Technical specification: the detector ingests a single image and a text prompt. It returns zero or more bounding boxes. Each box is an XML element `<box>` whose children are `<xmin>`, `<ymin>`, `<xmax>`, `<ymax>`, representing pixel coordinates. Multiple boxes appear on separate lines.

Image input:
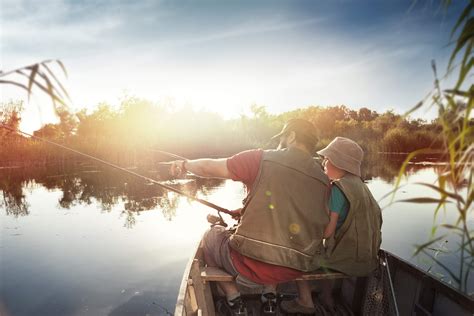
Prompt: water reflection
<box><xmin>0</xmin><ymin>163</ymin><xmax>226</xmax><ymax>228</ymax></box>
<box><xmin>0</xmin><ymin>154</ymin><xmax>441</xmax><ymax>220</ymax></box>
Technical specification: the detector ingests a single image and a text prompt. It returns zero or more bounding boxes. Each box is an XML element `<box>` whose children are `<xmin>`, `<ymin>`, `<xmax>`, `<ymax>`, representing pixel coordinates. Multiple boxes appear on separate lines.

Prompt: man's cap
<box><xmin>271</xmin><ymin>119</ymin><xmax>318</xmax><ymax>146</ymax></box>
<box><xmin>317</xmin><ymin>137</ymin><xmax>363</xmax><ymax>177</ymax></box>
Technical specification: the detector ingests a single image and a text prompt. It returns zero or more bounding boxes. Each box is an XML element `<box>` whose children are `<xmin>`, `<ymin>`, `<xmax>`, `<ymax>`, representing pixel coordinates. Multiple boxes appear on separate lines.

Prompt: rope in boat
<box><xmin>0</xmin><ymin>123</ymin><xmax>233</xmax><ymax>216</ymax></box>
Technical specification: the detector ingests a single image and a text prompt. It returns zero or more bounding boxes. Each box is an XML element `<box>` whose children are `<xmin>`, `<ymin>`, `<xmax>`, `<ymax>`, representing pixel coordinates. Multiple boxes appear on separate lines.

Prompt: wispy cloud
<box><xmin>164</xmin><ymin>17</ymin><xmax>325</xmax><ymax>47</ymax></box>
<box><xmin>1</xmin><ymin>0</ymin><xmax>462</xmax><ymax>132</ymax></box>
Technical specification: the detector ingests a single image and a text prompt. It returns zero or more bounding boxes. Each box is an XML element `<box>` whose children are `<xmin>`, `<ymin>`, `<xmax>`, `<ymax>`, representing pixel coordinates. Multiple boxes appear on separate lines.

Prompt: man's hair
<box><xmin>283</xmin><ymin>119</ymin><xmax>318</xmax><ymax>152</ymax></box>
<box><xmin>294</xmin><ymin>133</ymin><xmax>317</xmax><ymax>152</ymax></box>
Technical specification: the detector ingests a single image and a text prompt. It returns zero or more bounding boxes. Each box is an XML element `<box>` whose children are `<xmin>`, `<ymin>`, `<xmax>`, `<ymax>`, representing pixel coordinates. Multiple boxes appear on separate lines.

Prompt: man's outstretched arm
<box><xmin>171</xmin><ymin>158</ymin><xmax>232</xmax><ymax>179</ymax></box>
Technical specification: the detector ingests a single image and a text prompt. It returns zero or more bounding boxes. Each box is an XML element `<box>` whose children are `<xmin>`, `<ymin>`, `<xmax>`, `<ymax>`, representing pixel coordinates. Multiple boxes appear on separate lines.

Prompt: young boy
<box><xmin>281</xmin><ymin>137</ymin><xmax>382</xmax><ymax>314</ymax></box>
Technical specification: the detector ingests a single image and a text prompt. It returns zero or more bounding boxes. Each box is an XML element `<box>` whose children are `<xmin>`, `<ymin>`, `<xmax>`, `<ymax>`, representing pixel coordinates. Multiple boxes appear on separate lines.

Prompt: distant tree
<box><xmin>33</xmin><ymin>124</ymin><xmax>61</xmax><ymax>139</ymax></box>
<box><xmin>357</xmin><ymin>107</ymin><xmax>378</xmax><ymax>122</ymax></box>
<box><xmin>0</xmin><ymin>100</ymin><xmax>24</xmax><ymax>140</ymax></box>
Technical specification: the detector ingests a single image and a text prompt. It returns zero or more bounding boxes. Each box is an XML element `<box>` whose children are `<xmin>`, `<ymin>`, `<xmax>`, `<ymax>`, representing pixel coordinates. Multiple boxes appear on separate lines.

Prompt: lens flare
<box><xmin>289</xmin><ymin>223</ymin><xmax>300</xmax><ymax>234</ymax></box>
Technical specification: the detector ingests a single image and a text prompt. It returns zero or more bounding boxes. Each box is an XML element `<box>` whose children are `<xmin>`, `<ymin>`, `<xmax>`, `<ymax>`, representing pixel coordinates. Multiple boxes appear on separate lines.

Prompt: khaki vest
<box><xmin>229</xmin><ymin>147</ymin><xmax>330</xmax><ymax>272</ymax></box>
<box><xmin>322</xmin><ymin>174</ymin><xmax>382</xmax><ymax>276</ymax></box>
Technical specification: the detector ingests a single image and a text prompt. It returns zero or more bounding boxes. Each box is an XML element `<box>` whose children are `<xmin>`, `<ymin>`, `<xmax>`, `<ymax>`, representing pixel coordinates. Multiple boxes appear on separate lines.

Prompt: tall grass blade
<box><xmin>0</xmin><ymin>80</ymin><xmax>28</xmax><ymax>91</ymax></box>
<box><xmin>416</xmin><ymin>182</ymin><xmax>465</xmax><ymax>204</ymax></box>
<box><xmin>441</xmin><ymin>224</ymin><xmax>465</xmax><ymax>232</ymax></box>
<box><xmin>14</xmin><ymin>70</ymin><xmax>67</xmax><ymax>108</ymax></box>
<box><xmin>450</xmin><ymin>2</ymin><xmax>473</xmax><ymax>38</ymax></box>
<box><xmin>27</xmin><ymin>65</ymin><xmax>39</xmax><ymax>101</ymax></box>
<box><xmin>391</xmin><ymin>148</ymin><xmax>439</xmax><ymax>203</ymax></box>
<box><xmin>448</xmin><ymin>16</ymin><xmax>474</xmax><ymax>73</ymax></box>
<box><xmin>414</xmin><ymin>235</ymin><xmax>447</xmax><ymax>256</ymax></box>
<box><xmin>396</xmin><ymin>197</ymin><xmax>452</xmax><ymax>204</ymax></box>
<box><xmin>42</xmin><ymin>63</ymin><xmax>70</xmax><ymax>101</ymax></box>
<box><xmin>444</xmin><ymin>89</ymin><xmax>470</xmax><ymax>97</ymax></box>
<box><xmin>422</xmin><ymin>249</ymin><xmax>461</xmax><ymax>285</ymax></box>
<box><xmin>56</xmin><ymin>60</ymin><xmax>68</xmax><ymax>77</ymax></box>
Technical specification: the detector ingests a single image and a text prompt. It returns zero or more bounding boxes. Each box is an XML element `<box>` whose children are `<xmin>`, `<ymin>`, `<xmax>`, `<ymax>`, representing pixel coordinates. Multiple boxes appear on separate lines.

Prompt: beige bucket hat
<box><xmin>317</xmin><ymin>137</ymin><xmax>364</xmax><ymax>177</ymax></box>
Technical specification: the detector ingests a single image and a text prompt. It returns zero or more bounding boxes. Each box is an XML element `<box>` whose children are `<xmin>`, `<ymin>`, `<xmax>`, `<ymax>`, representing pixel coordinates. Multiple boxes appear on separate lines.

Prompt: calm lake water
<box><xmin>1</xmin><ymin>155</ymin><xmax>472</xmax><ymax>315</ymax></box>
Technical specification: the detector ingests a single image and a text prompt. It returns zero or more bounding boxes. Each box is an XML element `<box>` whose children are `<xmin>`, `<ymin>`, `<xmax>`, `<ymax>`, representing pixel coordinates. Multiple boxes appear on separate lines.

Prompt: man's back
<box><xmin>230</xmin><ymin>147</ymin><xmax>330</xmax><ymax>272</ymax></box>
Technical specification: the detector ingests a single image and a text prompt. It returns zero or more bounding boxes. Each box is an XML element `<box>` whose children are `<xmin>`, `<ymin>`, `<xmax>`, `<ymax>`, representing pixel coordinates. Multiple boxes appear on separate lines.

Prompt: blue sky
<box><xmin>0</xmin><ymin>0</ymin><xmax>465</xmax><ymax>131</ymax></box>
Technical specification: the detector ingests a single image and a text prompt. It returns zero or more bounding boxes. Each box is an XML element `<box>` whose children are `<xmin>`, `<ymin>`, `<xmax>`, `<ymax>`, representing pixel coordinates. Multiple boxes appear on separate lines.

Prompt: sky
<box><xmin>0</xmin><ymin>0</ymin><xmax>466</xmax><ymax>132</ymax></box>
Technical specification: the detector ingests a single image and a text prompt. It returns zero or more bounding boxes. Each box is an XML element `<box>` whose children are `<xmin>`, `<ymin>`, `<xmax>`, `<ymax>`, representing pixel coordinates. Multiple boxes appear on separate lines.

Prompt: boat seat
<box><xmin>297</xmin><ymin>270</ymin><xmax>349</xmax><ymax>280</ymax></box>
<box><xmin>201</xmin><ymin>266</ymin><xmax>234</xmax><ymax>282</ymax></box>
<box><xmin>200</xmin><ymin>267</ymin><xmax>348</xmax><ymax>283</ymax></box>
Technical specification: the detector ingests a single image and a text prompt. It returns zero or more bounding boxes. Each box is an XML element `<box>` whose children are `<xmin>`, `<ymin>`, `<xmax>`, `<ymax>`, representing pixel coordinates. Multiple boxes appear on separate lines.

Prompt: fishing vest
<box><xmin>229</xmin><ymin>147</ymin><xmax>330</xmax><ymax>272</ymax></box>
<box><xmin>322</xmin><ymin>174</ymin><xmax>382</xmax><ymax>276</ymax></box>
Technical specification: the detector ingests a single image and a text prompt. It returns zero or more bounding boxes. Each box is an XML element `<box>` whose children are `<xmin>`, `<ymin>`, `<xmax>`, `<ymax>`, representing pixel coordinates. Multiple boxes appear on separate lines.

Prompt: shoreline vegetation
<box><xmin>1</xmin><ymin>98</ymin><xmax>460</xmax><ymax>168</ymax></box>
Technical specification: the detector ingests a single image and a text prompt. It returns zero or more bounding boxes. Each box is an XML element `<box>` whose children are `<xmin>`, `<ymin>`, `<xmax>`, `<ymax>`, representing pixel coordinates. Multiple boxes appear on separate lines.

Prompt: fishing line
<box><xmin>0</xmin><ymin>123</ymin><xmax>233</xmax><ymax>216</ymax></box>
<box><xmin>148</xmin><ymin>149</ymin><xmax>187</xmax><ymax>161</ymax></box>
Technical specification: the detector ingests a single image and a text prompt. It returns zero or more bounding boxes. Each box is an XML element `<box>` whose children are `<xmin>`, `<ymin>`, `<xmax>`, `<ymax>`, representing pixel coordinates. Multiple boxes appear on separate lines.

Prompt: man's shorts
<box><xmin>202</xmin><ymin>225</ymin><xmax>261</xmax><ymax>288</ymax></box>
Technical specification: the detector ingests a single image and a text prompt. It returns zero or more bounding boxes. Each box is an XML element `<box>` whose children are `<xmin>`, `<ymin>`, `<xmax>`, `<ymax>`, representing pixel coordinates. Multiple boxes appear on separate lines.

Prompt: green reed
<box><xmin>392</xmin><ymin>0</ymin><xmax>473</xmax><ymax>293</ymax></box>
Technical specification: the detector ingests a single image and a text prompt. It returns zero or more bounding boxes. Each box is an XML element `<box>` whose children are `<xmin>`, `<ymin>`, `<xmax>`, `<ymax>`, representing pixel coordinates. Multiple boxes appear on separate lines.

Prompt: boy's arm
<box><xmin>324</xmin><ymin>212</ymin><xmax>339</xmax><ymax>238</ymax></box>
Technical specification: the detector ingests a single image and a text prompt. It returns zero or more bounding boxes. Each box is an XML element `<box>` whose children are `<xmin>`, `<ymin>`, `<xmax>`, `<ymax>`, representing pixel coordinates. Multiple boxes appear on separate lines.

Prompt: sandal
<box><xmin>280</xmin><ymin>299</ymin><xmax>316</xmax><ymax>315</ymax></box>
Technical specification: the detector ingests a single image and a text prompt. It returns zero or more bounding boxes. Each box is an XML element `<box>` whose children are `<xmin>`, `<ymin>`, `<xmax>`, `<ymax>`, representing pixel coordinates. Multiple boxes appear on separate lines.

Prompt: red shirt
<box><xmin>226</xmin><ymin>149</ymin><xmax>303</xmax><ymax>284</ymax></box>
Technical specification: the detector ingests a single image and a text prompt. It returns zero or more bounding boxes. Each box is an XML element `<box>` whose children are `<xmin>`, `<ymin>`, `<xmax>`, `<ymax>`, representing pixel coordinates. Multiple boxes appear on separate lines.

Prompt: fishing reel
<box><xmin>207</xmin><ymin>213</ymin><xmax>228</xmax><ymax>227</ymax></box>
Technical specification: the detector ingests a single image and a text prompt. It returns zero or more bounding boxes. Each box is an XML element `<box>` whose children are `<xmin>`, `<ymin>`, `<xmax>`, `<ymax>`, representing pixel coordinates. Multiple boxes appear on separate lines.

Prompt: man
<box><xmin>170</xmin><ymin>119</ymin><xmax>330</xmax><ymax>315</ymax></box>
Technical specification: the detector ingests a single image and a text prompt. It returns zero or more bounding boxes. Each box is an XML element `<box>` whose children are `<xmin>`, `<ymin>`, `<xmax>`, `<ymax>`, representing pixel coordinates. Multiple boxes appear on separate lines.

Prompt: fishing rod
<box><xmin>148</xmin><ymin>149</ymin><xmax>187</xmax><ymax>161</ymax></box>
<box><xmin>0</xmin><ymin>123</ymin><xmax>233</xmax><ymax>216</ymax></box>
<box><xmin>148</xmin><ymin>149</ymin><xmax>233</xmax><ymax>161</ymax></box>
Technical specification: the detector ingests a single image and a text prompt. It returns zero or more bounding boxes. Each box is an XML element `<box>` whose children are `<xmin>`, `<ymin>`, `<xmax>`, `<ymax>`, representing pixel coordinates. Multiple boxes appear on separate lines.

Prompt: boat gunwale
<box><xmin>175</xmin><ymin>239</ymin><xmax>203</xmax><ymax>316</ymax></box>
<box><xmin>384</xmin><ymin>250</ymin><xmax>474</xmax><ymax>312</ymax></box>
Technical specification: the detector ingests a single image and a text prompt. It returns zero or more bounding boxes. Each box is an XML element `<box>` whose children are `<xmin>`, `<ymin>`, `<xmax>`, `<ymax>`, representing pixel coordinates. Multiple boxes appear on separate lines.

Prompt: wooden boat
<box><xmin>175</xmin><ymin>243</ymin><xmax>474</xmax><ymax>316</ymax></box>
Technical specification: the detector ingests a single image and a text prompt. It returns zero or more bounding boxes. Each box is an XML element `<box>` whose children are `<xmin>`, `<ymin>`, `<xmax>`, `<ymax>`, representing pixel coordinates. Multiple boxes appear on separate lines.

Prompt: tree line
<box><xmin>0</xmin><ymin>97</ymin><xmax>469</xmax><ymax>167</ymax></box>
